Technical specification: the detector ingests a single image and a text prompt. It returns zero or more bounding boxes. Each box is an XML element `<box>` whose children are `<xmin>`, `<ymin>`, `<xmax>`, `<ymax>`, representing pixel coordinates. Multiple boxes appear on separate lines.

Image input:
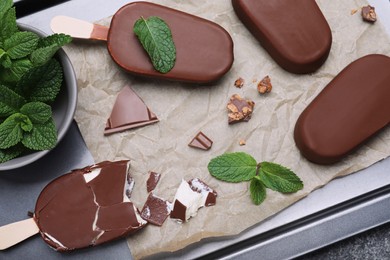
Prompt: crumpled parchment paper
<box><xmin>63</xmin><ymin>0</ymin><xmax>390</xmax><ymax>258</ymax></box>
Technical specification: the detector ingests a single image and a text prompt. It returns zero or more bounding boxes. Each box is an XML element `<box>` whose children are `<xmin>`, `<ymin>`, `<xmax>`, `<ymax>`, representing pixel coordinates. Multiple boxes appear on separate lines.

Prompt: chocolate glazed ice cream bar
<box><xmin>232</xmin><ymin>0</ymin><xmax>332</xmax><ymax>74</ymax></box>
<box><xmin>0</xmin><ymin>161</ymin><xmax>147</xmax><ymax>251</ymax></box>
<box><xmin>294</xmin><ymin>54</ymin><xmax>390</xmax><ymax>164</ymax></box>
<box><xmin>51</xmin><ymin>2</ymin><xmax>234</xmax><ymax>83</ymax></box>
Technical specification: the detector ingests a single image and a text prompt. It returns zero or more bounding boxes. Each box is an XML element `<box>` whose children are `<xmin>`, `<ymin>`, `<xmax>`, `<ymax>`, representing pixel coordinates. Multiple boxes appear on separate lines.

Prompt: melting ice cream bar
<box><xmin>0</xmin><ymin>161</ymin><xmax>147</xmax><ymax>251</ymax></box>
<box><xmin>171</xmin><ymin>179</ymin><xmax>217</xmax><ymax>222</ymax></box>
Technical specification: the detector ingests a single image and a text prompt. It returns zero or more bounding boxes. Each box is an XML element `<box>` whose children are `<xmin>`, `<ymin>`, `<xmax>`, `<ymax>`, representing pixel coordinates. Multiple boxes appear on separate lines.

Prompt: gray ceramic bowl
<box><xmin>0</xmin><ymin>24</ymin><xmax>77</xmax><ymax>171</ymax></box>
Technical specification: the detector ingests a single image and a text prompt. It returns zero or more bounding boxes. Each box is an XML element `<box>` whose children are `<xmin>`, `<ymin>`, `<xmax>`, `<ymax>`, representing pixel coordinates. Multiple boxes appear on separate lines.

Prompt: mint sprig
<box><xmin>208</xmin><ymin>152</ymin><xmax>304</xmax><ymax>205</ymax></box>
<box><xmin>133</xmin><ymin>16</ymin><xmax>176</xmax><ymax>73</ymax></box>
<box><xmin>0</xmin><ymin>0</ymin><xmax>71</xmax><ymax>163</ymax></box>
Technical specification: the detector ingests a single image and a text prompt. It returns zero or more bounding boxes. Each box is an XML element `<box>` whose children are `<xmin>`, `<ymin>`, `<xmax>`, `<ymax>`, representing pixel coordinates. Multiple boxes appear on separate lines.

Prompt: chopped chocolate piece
<box><xmin>104</xmin><ymin>86</ymin><xmax>159</xmax><ymax>135</ymax></box>
<box><xmin>294</xmin><ymin>54</ymin><xmax>390</xmax><ymax>164</ymax></box>
<box><xmin>146</xmin><ymin>171</ymin><xmax>161</xmax><ymax>193</ymax></box>
<box><xmin>232</xmin><ymin>0</ymin><xmax>332</xmax><ymax>74</ymax></box>
<box><xmin>140</xmin><ymin>193</ymin><xmax>171</xmax><ymax>226</ymax></box>
<box><xmin>188</xmin><ymin>178</ymin><xmax>217</xmax><ymax>207</ymax></box>
<box><xmin>239</xmin><ymin>139</ymin><xmax>246</xmax><ymax>146</ymax></box>
<box><xmin>170</xmin><ymin>180</ymin><xmax>203</xmax><ymax>222</ymax></box>
<box><xmin>188</xmin><ymin>131</ymin><xmax>213</xmax><ymax>151</ymax></box>
<box><xmin>227</xmin><ymin>94</ymin><xmax>255</xmax><ymax>124</ymax></box>
<box><xmin>34</xmin><ymin>161</ymin><xmax>147</xmax><ymax>251</ymax></box>
<box><xmin>361</xmin><ymin>5</ymin><xmax>377</xmax><ymax>23</ymax></box>
<box><xmin>257</xmin><ymin>75</ymin><xmax>272</xmax><ymax>94</ymax></box>
<box><xmin>234</xmin><ymin>77</ymin><xmax>245</xmax><ymax>88</ymax></box>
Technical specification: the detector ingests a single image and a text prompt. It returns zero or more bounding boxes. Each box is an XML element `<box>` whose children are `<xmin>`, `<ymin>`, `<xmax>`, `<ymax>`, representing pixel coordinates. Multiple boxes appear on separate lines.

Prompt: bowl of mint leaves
<box><xmin>0</xmin><ymin>0</ymin><xmax>76</xmax><ymax>170</ymax></box>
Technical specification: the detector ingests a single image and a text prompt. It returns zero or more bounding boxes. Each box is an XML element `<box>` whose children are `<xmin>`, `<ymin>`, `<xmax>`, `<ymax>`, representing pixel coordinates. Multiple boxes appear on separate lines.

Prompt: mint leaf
<box><xmin>0</xmin><ymin>145</ymin><xmax>23</xmax><ymax>163</ymax></box>
<box><xmin>208</xmin><ymin>152</ymin><xmax>257</xmax><ymax>182</ymax></box>
<box><xmin>250</xmin><ymin>177</ymin><xmax>267</xmax><ymax>205</ymax></box>
<box><xmin>30</xmin><ymin>45</ymin><xmax>59</xmax><ymax>67</ymax></box>
<box><xmin>20</xmin><ymin>102</ymin><xmax>51</xmax><ymax>124</ymax></box>
<box><xmin>16</xmin><ymin>59</ymin><xmax>62</xmax><ymax>102</ymax></box>
<box><xmin>0</xmin><ymin>113</ymin><xmax>25</xmax><ymax>149</ymax></box>
<box><xmin>258</xmin><ymin>162</ymin><xmax>303</xmax><ymax>193</ymax></box>
<box><xmin>37</xmin><ymin>33</ymin><xmax>72</xmax><ymax>48</ymax></box>
<box><xmin>3</xmin><ymin>31</ymin><xmax>39</xmax><ymax>59</ymax></box>
<box><xmin>0</xmin><ymin>84</ymin><xmax>26</xmax><ymax>117</ymax></box>
<box><xmin>133</xmin><ymin>16</ymin><xmax>176</xmax><ymax>73</ymax></box>
<box><xmin>0</xmin><ymin>0</ymin><xmax>13</xmax><ymax>18</ymax></box>
<box><xmin>1</xmin><ymin>58</ymin><xmax>33</xmax><ymax>83</ymax></box>
<box><xmin>22</xmin><ymin>117</ymin><xmax>57</xmax><ymax>150</ymax></box>
<box><xmin>0</xmin><ymin>7</ymin><xmax>18</xmax><ymax>43</ymax></box>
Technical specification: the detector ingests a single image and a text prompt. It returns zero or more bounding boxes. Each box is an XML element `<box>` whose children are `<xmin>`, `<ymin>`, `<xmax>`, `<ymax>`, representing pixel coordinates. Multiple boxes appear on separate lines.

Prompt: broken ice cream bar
<box><xmin>51</xmin><ymin>2</ymin><xmax>233</xmax><ymax>83</ymax></box>
<box><xmin>188</xmin><ymin>131</ymin><xmax>213</xmax><ymax>151</ymax></box>
<box><xmin>170</xmin><ymin>179</ymin><xmax>217</xmax><ymax>222</ymax></box>
<box><xmin>140</xmin><ymin>193</ymin><xmax>171</xmax><ymax>226</ymax></box>
<box><xmin>0</xmin><ymin>161</ymin><xmax>147</xmax><ymax>251</ymax></box>
<box><xmin>146</xmin><ymin>171</ymin><xmax>161</xmax><ymax>193</ymax></box>
<box><xmin>104</xmin><ymin>85</ymin><xmax>158</xmax><ymax>135</ymax></box>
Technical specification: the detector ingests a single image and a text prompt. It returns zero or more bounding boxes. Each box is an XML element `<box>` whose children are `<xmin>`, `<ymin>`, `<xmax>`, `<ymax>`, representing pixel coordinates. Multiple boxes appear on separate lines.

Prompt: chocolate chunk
<box><xmin>294</xmin><ymin>54</ymin><xmax>390</xmax><ymax>164</ymax></box>
<box><xmin>227</xmin><ymin>94</ymin><xmax>255</xmax><ymax>124</ymax></box>
<box><xmin>140</xmin><ymin>193</ymin><xmax>171</xmax><ymax>226</ymax></box>
<box><xmin>188</xmin><ymin>178</ymin><xmax>217</xmax><ymax>207</ymax></box>
<box><xmin>104</xmin><ymin>85</ymin><xmax>158</xmax><ymax>135</ymax></box>
<box><xmin>188</xmin><ymin>131</ymin><xmax>213</xmax><ymax>151</ymax></box>
<box><xmin>257</xmin><ymin>75</ymin><xmax>272</xmax><ymax>94</ymax></box>
<box><xmin>234</xmin><ymin>77</ymin><xmax>245</xmax><ymax>88</ymax></box>
<box><xmin>146</xmin><ymin>171</ymin><xmax>161</xmax><ymax>193</ymax></box>
<box><xmin>34</xmin><ymin>161</ymin><xmax>147</xmax><ymax>251</ymax></box>
<box><xmin>108</xmin><ymin>2</ymin><xmax>233</xmax><ymax>83</ymax></box>
<box><xmin>361</xmin><ymin>5</ymin><xmax>377</xmax><ymax>23</ymax></box>
<box><xmin>232</xmin><ymin>0</ymin><xmax>332</xmax><ymax>74</ymax></box>
<box><xmin>170</xmin><ymin>200</ymin><xmax>187</xmax><ymax>223</ymax></box>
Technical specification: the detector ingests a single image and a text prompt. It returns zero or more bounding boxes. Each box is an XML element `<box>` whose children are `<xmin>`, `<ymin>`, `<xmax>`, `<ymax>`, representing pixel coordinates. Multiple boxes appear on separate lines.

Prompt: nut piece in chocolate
<box><xmin>227</xmin><ymin>94</ymin><xmax>255</xmax><ymax>124</ymax></box>
<box><xmin>257</xmin><ymin>75</ymin><xmax>272</xmax><ymax>94</ymax></box>
<box><xmin>361</xmin><ymin>5</ymin><xmax>377</xmax><ymax>23</ymax></box>
<box><xmin>188</xmin><ymin>131</ymin><xmax>213</xmax><ymax>151</ymax></box>
<box><xmin>234</xmin><ymin>77</ymin><xmax>245</xmax><ymax>88</ymax></box>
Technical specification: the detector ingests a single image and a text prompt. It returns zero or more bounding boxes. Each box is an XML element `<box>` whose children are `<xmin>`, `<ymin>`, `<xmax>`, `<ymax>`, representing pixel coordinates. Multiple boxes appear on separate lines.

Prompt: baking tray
<box><xmin>1</xmin><ymin>0</ymin><xmax>389</xmax><ymax>259</ymax></box>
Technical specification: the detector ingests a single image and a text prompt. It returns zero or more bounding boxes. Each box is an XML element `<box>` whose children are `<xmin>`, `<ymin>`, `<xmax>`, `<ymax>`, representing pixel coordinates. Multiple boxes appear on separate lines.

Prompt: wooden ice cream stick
<box><xmin>50</xmin><ymin>15</ymin><xmax>109</xmax><ymax>41</ymax></box>
<box><xmin>0</xmin><ymin>218</ymin><xmax>39</xmax><ymax>250</ymax></box>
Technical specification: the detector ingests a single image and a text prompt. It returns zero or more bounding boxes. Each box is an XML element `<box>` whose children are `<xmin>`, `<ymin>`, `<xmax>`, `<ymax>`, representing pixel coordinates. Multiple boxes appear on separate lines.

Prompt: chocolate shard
<box><xmin>227</xmin><ymin>94</ymin><xmax>255</xmax><ymax>124</ymax></box>
<box><xmin>170</xmin><ymin>179</ymin><xmax>217</xmax><ymax>222</ymax></box>
<box><xmin>188</xmin><ymin>131</ymin><xmax>213</xmax><ymax>151</ymax></box>
<box><xmin>188</xmin><ymin>178</ymin><xmax>217</xmax><ymax>207</ymax></box>
<box><xmin>34</xmin><ymin>160</ymin><xmax>147</xmax><ymax>251</ymax></box>
<box><xmin>140</xmin><ymin>193</ymin><xmax>171</xmax><ymax>226</ymax></box>
<box><xmin>146</xmin><ymin>171</ymin><xmax>161</xmax><ymax>193</ymax></box>
<box><xmin>104</xmin><ymin>85</ymin><xmax>159</xmax><ymax>135</ymax></box>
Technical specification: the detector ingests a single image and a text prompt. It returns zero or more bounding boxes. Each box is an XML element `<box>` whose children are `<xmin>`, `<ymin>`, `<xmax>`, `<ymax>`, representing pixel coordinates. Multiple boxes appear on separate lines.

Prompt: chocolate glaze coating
<box><xmin>108</xmin><ymin>2</ymin><xmax>234</xmax><ymax>83</ymax></box>
<box><xmin>232</xmin><ymin>0</ymin><xmax>332</xmax><ymax>74</ymax></box>
<box><xmin>294</xmin><ymin>54</ymin><xmax>390</xmax><ymax>164</ymax></box>
<box><xmin>34</xmin><ymin>161</ymin><xmax>146</xmax><ymax>251</ymax></box>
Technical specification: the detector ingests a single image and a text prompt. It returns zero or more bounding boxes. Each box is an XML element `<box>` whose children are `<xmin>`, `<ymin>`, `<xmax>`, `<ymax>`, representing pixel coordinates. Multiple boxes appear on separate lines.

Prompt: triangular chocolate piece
<box><xmin>104</xmin><ymin>86</ymin><xmax>159</xmax><ymax>135</ymax></box>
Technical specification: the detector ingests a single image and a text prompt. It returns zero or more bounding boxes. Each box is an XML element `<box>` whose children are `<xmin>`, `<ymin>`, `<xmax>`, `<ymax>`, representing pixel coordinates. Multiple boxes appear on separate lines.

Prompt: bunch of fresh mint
<box><xmin>0</xmin><ymin>0</ymin><xmax>72</xmax><ymax>163</ymax></box>
<box><xmin>208</xmin><ymin>152</ymin><xmax>303</xmax><ymax>205</ymax></box>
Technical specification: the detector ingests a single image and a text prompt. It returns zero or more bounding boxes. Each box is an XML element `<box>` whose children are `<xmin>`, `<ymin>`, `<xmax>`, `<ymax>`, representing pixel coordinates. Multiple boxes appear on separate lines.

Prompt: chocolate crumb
<box><xmin>361</xmin><ymin>5</ymin><xmax>377</xmax><ymax>23</ymax></box>
<box><xmin>234</xmin><ymin>77</ymin><xmax>245</xmax><ymax>88</ymax></box>
<box><xmin>239</xmin><ymin>139</ymin><xmax>246</xmax><ymax>146</ymax></box>
<box><xmin>227</xmin><ymin>94</ymin><xmax>255</xmax><ymax>124</ymax></box>
<box><xmin>146</xmin><ymin>172</ymin><xmax>161</xmax><ymax>193</ymax></box>
<box><xmin>351</xmin><ymin>9</ymin><xmax>358</xmax><ymax>15</ymax></box>
<box><xmin>257</xmin><ymin>75</ymin><xmax>272</xmax><ymax>94</ymax></box>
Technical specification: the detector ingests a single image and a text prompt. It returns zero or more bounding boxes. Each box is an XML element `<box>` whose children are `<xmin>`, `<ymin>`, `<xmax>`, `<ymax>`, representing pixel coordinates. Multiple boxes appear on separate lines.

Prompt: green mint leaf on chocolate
<box><xmin>208</xmin><ymin>152</ymin><xmax>303</xmax><ymax>206</ymax></box>
<box><xmin>133</xmin><ymin>16</ymin><xmax>176</xmax><ymax>73</ymax></box>
<box><xmin>258</xmin><ymin>162</ymin><xmax>304</xmax><ymax>193</ymax></box>
<box><xmin>22</xmin><ymin>117</ymin><xmax>57</xmax><ymax>150</ymax></box>
<box><xmin>3</xmin><ymin>31</ymin><xmax>39</xmax><ymax>59</ymax></box>
<box><xmin>207</xmin><ymin>152</ymin><xmax>257</xmax><ymax>182</ymax></box>
<box><xmin>250</xmin><ymin>177</ymin><xmax>266</xmax><ymax>205</ymax></box>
